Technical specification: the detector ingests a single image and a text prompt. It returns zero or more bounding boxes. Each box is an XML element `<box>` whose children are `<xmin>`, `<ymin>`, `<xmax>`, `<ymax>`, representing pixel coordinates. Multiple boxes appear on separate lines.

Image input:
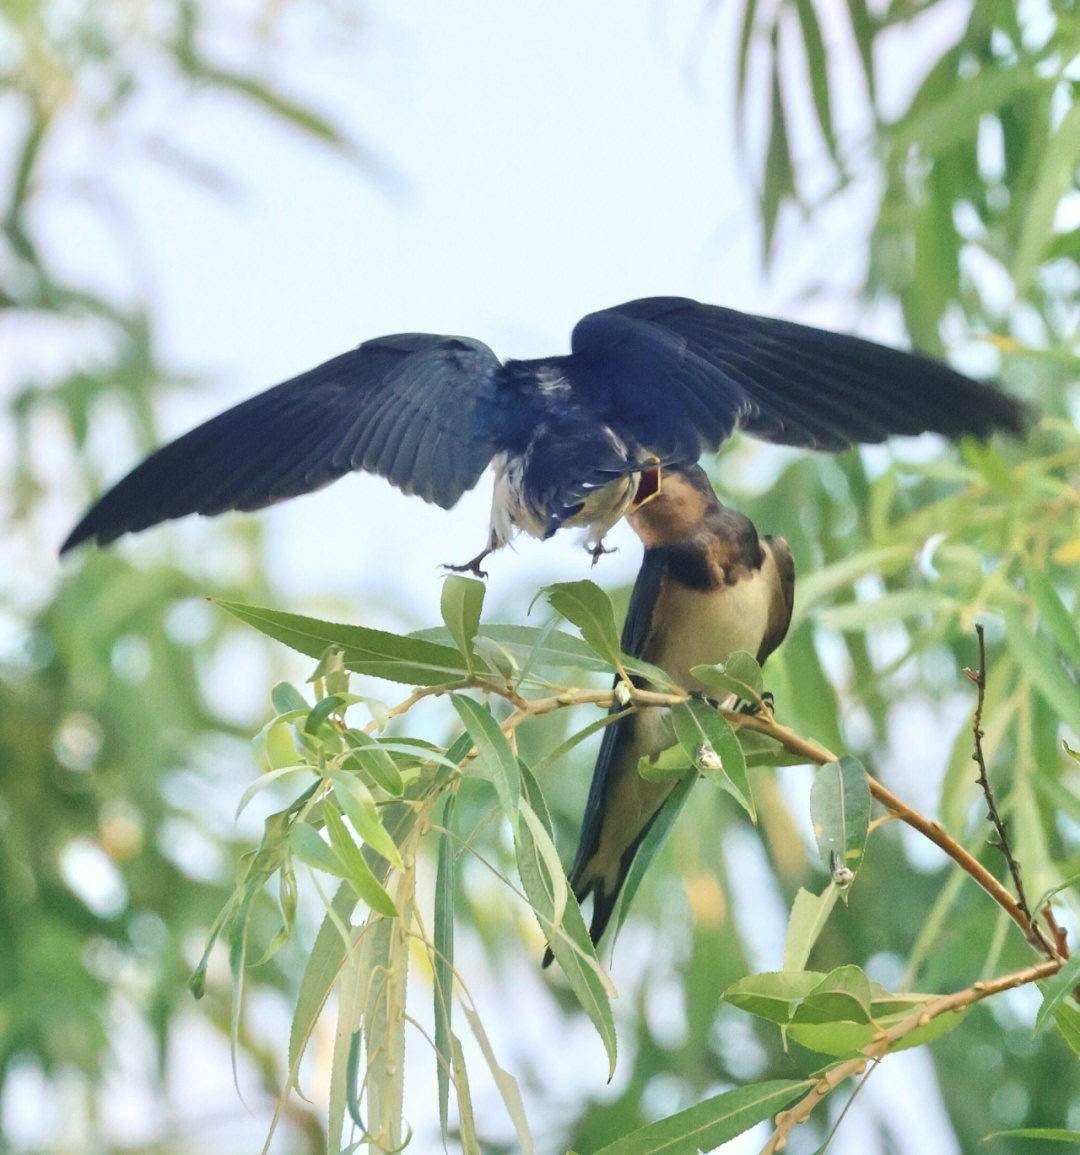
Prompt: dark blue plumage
<box><xmin>60</xmin><ymin>297</ymin><xmax>1028</xmax><ymax>559</ymax></box>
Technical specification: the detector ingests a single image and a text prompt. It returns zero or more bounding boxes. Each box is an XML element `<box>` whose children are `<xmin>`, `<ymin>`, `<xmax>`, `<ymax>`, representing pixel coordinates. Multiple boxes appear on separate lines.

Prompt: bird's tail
<box><xmin>542</xmin><ymin>717</ymin><xmax>673</xmax><ymax>967</ymax></box>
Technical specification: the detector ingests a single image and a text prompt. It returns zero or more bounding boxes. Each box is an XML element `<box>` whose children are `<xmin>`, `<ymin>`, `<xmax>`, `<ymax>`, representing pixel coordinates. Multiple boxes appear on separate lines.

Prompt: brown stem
<box><xmin>732</xmin><ymin>710</ymin><xmax>1061</xmax><ymax>959</ymax></box>
<box><xmin>965</xmin><ymin>625</ymin><xmax>1054</xmax><ymax>955</ymax></box>
<box><xmin>375</xmin><ymin>672</ymin><xmax>1062</xmax><ymax>959</ymax></box>
<box><xmin>760</xmin><ymin>958</ymin><xmax>1062</xmax><ymax>1154</ymax></box>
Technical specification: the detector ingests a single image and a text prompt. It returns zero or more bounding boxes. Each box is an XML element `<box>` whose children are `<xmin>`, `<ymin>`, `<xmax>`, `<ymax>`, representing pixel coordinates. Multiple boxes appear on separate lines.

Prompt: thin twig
<box><xmin>371</xmin><ymin>673</ymin><xmax>1061</xmax><ymax>957</ymax></box>
<box><xmin>731</xmin><ymin>711</ymin><xmax>1059</xmax><ymax>957</ymax></box>
<box><xmin>965</xmin><ymin>624</ymin><xmax>1055</xmax><ymax>955</ymax></box>
<box><xmin>760</xmin><ymin>957</ymin><xmax>1062</xmax><ymax>1154</ymax></box>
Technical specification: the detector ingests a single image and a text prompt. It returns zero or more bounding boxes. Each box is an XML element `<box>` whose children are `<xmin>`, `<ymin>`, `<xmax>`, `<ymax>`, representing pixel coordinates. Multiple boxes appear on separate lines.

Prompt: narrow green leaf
<box><xmin>1052</xmin><ymin>1002</ymin><xmax>1080</xmax><ymax>1059</ymax></box>
<box><xmin>304</xmin><ymin>693</ymin><xmax>344</xmax><ymax>735</ymax></box>
<box><xmin>589</xmin><ymin>1079</ymin><xmax>813</xmax><ymax>1155</ymax></box>
<box><xmin>511</xmin><ymin>615</ymin><xmax>560</xmax><ymax>690</ymax></box>
<box><xmin>810</xmin><ymin>757</ymin><xmax>871</xmax><ymax>885</ymax></box>
<box><xmin>1036</xmin><ymin>955</ymin><xmax>1080</xmax><ymax>1032</ymax></box>
<box><xmin>1003</xmin><ymin>606</ymin><xmax>1080</xmax><ymax>738</ymax></box>
<box><xmin>285</xmin><ymin>803</ymin><xmax>415</xmax><ymax>1084</ymax></box>
<box><xmin>519</xmin><ymin>761</ymin><xmax>555</xmax><ymax>831</ymax></box>
<box><xmin>890</xmin><ymin>66</ymin><xmax>1036</xmax><ymax>155</ymax></box>
<box><xmin>343</xmin><ymin>729</ymin><xmax>405</xmax><ymax>796</ymax></box>
<box><xmin>235</xmin><ymin>764</ymin><xmax>310</xmax><ymax>821</ymax></box>
<box><xmin>451</xmin><ymin>694</ymin><xmax>521</xmax><ymax>816</ymax></box>
<box><xmin>783</xmin><ymin>884</ymin><xmax>839</xmax><ymax>973</ymax></box>
<box><xmin>434</xmin><ymin>794</ymin><xmax>457</xmax><ymax>1143</ymax></box>
<box><xmin>441</xmin><ymin>575</ymin><xmax>485</xmax><ymax>670</ymax></box>
<box><xmin>329</xmin><ymin>775</ymin><xmax>403</xmax><ymax>869</ymax></box>
<box><xmin>290</xmin><ymin>822</ymin><xmax>350</xmax><ymax>879</ymax></box>
<box><xmin>460</xmin><ymin>1001</ymin><xmax>536</xmax><ymax>1155</ymax></box>
<box><xmin>327</xmin><ymin>951</ymin><xmax>365</xmax><ymax>1155</ymax></box>
<box><xmin>1013</xmin><ymin>103</ymin><xmax>1080</xmax><ymax>296</ymax></box>
<box><xmin>518</xmin><ymin>799</ymin><xmax>568</xmax><ymax>929</ymax></box>
<box><xmin>615</xmin><ymin>773</ymin><xmax>696</xmax><ymax>938</ymax></box>
<box><xmin>289</xmin><ymin>883</ymin><xmax>358</xmax><ymax>1075</ymax></box>
<box><xmin>514</xmin><ymin>773</ymin><xmax>618</xmax><ymax>1076</ymax></box>
<box><xmin>670</xmin><ymin>699</ymin><xmax>754</xmax><ymax>818</ymax></box>
<box><xmin>794</xmin><ymin>0</ymin><xmax>839</xmax><ymax>164</ymax></box>
<box><xmin>538</xmin><ymin>581</ymin><xmax>625</xmax><ymax>672</ymax></box>
<box><xmin>323</xmin><ymin>804</ymin><xmax>399</xmax><ymax>917</ymax></box>
<box><xmin>363</xmin><ymin>914</ymin><xmax>408</xmax><ymax>1152</ymax></box>
<box><xmin>415</xmin><ymin>623</ymin><xmax>678</xmax><ymax>688</ymax></box>
<box><xmin>535</xmin><ymin>708</ymin><xmax>633</xmax><ymax>770</ymax></box>
<box><xmin>690</xmin><ymin>650</ymin><xmax>764</xmax><ymax>708</ymax></box>
<box><xmin>761</xmin><ymin>49</ymin><xmax>795</xmax><ymax>261</ymax></box>
<box><xmin>272</xmin><ymin>682</ymin><xmax>309</xmax><ymax>714</ymax></box>
<box><xmin>450</xmin><ymin>1033</ymin><xmax>482</xmax><ymax>1155</ymax></box>
<box><xmin>214</xmin><ymin>600</ymin><xmax>470</xmax><ymax>685</ymax></box>
<box><xmin>1022</xmin><ymin>561</ymin><xmax>1080</xmax><ymax>674</ymax></box>
<box><xmin>982</xmin><ymin>1130</ymin><xmax>1080</xmax><ymax>1143</ymax></box>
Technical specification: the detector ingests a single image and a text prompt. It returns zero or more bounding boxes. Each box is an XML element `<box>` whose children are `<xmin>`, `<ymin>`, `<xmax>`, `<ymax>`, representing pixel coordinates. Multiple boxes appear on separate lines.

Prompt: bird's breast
<box><xmin>646</xmin><ymin>563</ymin><xmax>776</xmax><ymax>688</ymax></box>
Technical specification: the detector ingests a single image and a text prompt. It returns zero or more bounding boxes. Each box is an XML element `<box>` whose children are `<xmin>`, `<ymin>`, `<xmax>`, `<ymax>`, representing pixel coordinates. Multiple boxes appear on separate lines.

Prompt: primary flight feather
<box><xmin>61</xmin><ymin>297</ymin><xmax>1027</xmax><ymax>569</ymax></box>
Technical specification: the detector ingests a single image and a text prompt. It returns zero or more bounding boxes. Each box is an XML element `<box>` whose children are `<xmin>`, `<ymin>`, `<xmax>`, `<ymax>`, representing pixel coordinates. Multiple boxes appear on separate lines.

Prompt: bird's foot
<box><xmin>738</xmin><ymin>691</ymin><xmax>775</xmax><ymax>718</ymax></box>
<box><xmin>588</xmin><ymin>539</ymin><xmax>617</xmax><ymax>566</ymax></box>
<box><xmin>442</xmin><ymin>550</ymin><xmax>492</xmax><ymax>580</ymax></box>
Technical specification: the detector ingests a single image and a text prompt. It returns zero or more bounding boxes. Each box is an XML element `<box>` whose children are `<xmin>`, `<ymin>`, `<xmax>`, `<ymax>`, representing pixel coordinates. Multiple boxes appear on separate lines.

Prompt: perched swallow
<box><xmin>544</xmin><ymin>464</ymin><xmax>794</xmax><ymax>963</ymax></box>
<box><xmin>60</xmin><ymin>297</ymin><xmax>1025</xmax><ymax>570</ymax></box>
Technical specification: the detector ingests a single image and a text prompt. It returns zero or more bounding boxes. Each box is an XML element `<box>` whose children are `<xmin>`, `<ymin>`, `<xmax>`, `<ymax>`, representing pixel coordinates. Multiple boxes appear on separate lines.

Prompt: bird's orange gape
<box><xmin>629</xmin><ymin>464</ymin><xmax>662</xmax><ymax>510</ymax></box>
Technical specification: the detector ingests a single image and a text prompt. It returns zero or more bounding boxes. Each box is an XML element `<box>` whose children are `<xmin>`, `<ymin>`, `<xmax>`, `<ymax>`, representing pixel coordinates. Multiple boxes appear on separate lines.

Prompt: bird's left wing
<box><xmin>568</xmin><ymin>297</ymin><xmax>1028</xmax><ymax>460</ymax></box>
<box><xmin>61</xmin><ymin>334</ymin><xmax>503</xmax><ymax>552</ymax></box>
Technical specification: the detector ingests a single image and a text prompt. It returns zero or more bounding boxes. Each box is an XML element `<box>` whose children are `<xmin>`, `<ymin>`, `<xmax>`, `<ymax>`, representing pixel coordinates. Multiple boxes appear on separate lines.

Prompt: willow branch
<box><xmin>965</xmin><ymin>625</ymin><xmax>1054</xmax><ymax>955</ymax></box>
<box><xmin>371</xmin><ymin>671</ymin><xmax>1061</xmax><ymax>959</ymax></box>
<box><xmin>760</xmin><ymin>957</ymin><xmax>1062</xmax><ymax>1154</ymax></box>
<box><xmin>730</xmin><ymin>709</ymin><xmax>1062</xmax><ymax>958</ymax></box>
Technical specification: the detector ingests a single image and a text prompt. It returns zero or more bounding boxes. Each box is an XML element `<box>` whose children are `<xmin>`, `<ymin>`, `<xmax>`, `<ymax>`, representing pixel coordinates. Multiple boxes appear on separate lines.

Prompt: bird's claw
<box><xmin>442</xmin><ymin>554</ymin><xmax>490</xmax><ymax>580</ymax></box>
<box><xmin>738</xmin><ymin>691</ymin><xmax>775</xmax><ymax>717</ymax></box>
<box><xmin>588</xmin><ymin>540</ymin><xmax>617</xmax><ymax>566</ymax></box>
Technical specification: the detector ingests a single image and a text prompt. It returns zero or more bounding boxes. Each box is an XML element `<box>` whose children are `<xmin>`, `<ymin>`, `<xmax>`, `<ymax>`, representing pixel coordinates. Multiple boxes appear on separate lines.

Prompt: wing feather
<box><xmin>61</xmin><ymin>335</ymin><xmax>503</xmax><ymax>551</ymax></box>
<box><xmin>567</xmin><ymin>298</ymin><xmax>1027</xmax><ymax>460</ymax></box>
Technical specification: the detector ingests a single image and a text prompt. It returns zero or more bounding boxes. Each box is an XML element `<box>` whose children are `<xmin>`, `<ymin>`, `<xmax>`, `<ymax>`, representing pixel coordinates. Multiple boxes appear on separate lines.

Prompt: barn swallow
<box><xmin>543</xmin><ymin>463</ymin><xmax>794</xmax><ymax>963</ymax></box>
<box><xmin>59</xmin><ymin>297</ymin><xmax>1026</xmax><ymax>570</ymax></box>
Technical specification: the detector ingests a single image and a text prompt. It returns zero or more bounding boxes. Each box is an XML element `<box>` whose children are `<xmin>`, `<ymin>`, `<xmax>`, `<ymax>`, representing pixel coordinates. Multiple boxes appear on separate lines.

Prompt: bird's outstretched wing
<box><xmin>60</xmin><ymin>335</ymin><xmax>503</xmax><ymax>552</ymax></box>
<box><xmin>569</xmin><ymin>297</ymin><xmax>1028</xmax><ymax>459</ymax></box>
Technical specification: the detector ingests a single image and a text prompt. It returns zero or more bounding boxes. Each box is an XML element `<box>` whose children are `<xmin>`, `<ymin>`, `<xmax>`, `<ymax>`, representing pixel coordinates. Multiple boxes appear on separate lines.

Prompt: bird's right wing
<box><xmin>61</xmin><ymin>335</ymin><xmax>503</xmax><ymax>552</ymax></box>
<box><xmin>569</xmin><ymin>298</ymin><xmax>1029</xmax><ymax>460</ymax></box>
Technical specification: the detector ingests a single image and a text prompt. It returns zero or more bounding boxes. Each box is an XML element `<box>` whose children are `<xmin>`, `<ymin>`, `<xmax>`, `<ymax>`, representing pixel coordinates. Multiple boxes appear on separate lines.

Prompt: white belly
<box><xmin>488</xmin><ymin>452</ymin><xmax>638</xmax><ymax>547</ymax></box>
<box><xmin>648</xmin><ymin>565</ymin><xmax>774</xmax><ymax>691</ymax></box>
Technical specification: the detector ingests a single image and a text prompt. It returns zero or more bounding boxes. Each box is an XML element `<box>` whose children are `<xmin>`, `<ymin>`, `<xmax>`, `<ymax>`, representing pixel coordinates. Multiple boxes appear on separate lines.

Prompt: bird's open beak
<box><xmin>629</xmin><ymin>465</ymin><xmax>662</xmax><ymax>511</ymax></box>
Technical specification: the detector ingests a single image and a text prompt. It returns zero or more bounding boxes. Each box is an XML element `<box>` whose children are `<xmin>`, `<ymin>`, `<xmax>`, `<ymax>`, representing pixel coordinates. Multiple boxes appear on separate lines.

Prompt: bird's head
<box><xmin>627</xmin><ymin>463</ymin><xmax>717</xmax><ymax>548</ymax></box>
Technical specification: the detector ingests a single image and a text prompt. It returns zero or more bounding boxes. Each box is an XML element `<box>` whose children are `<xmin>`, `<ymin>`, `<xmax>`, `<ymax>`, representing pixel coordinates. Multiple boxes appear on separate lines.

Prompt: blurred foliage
<box><xmin>1</xmin><ymin>0</ymin><xmax>373</xmax><ymax>1150</ymax></box>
